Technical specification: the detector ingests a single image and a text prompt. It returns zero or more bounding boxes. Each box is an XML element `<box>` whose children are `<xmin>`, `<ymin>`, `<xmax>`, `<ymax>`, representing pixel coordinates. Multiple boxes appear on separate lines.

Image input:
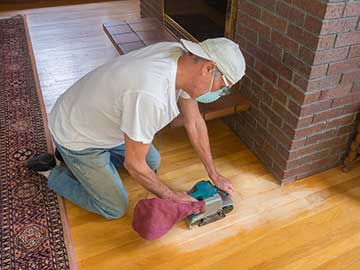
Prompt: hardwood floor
<box><xmin>1</xmin><ymin>1</ymin><xmax>360</xmax><ymax>269</ymax></box>
<box><xmin>67</xmin><ymin>121</ymin><xmax>360</xmax><ymax>270</ymax></box>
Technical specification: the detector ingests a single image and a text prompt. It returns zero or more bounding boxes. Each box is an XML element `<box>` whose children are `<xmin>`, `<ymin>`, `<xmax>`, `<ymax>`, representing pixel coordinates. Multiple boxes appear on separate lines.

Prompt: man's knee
<box><xmin>99</xmin><ymin>192</ymin><xmax>129</xmax><ymax>220</ymax></box>
<box><xmin>146</xmin><ymin>145</ymin><xmax>161</xmax><ymax>171</ymax></box>
<box><xmin>104</xmin><ymin>204</ymin><xmax>128</xmax><ymax>219</ymax></box>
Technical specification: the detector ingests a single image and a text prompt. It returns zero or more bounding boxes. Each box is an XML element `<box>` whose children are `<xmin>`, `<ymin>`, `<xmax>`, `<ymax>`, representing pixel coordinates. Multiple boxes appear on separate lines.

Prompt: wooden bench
<box><xmin>103</xmin><ymin>18</ymin><xmax>250</xmax><ymax>128</ymax></box>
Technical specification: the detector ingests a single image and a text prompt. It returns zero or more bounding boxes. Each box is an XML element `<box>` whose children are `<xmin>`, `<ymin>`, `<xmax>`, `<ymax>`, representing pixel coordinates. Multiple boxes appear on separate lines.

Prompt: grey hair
<box><xmin>189</xmin><ymin>52</ymin><xmax>206</xmax><ymax>63</ymax></box>
<box><xmin>189</xmin><ymin>52</ymin><xmax>221</xmax><ymax>78</ymax></box>
<box><xmin>214</xmin><ymin>68</ymin><xmax>222</xmax><ymax>78</ymax></box>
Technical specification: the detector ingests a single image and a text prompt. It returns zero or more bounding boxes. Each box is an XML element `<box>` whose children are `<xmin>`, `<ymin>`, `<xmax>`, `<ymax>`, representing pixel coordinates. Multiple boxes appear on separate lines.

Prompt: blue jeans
<box><xmin>48</xmin><ymin>141</ymin><xmax>160</xmax><ymax>219</ymax></box>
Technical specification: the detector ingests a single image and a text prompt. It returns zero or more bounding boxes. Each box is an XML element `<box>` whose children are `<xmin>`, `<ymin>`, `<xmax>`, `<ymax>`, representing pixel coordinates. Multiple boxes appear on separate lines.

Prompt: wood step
<box><xmin>170</xmin><ymin>93</ymin><xmax>250</xmax><ymax>128</ymax></box>
<box><xmin>103</xmin><ymin>18</ymin><xmax>251</xmax><ymax>128</ymax></box>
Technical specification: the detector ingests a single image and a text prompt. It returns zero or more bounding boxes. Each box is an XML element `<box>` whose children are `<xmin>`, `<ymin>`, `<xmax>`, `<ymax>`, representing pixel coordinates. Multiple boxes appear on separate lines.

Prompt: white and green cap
<box><xmin>180</xmin><ymin>37</ymin><xmax>246</xmax><ymax>85</ymax></box>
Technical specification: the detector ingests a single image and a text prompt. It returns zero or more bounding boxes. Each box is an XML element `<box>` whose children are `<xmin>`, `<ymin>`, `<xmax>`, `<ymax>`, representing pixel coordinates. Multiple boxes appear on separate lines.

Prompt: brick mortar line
<box><xmin>236</xmin><ymin>123</ymin><xmax>346</xmax><ymax>171</ymax></box>
<box><xmin>325</xmin><ymin>61</ymin><xmax>331</xmax><ymax>74</ymax></box>
<box><xmin>244</xmin><ymin>68</ymin><xmax>301</xmax><ymax>120</ymax></box>
<box><xmin>281</xmin><ymin>0</ymin><xmax>343</xmax><ymax>21</ymax></box>
<box><xmin>341</xmin><ymin>1</ymin><xmax>350</xmax><ymax>18</ymax></box>
<box><xmin>291</xmin><ymin>72</ymin><xmax>332</xmax><ymax>92</ymax></box>
<box><xmin>240</xmin><ymin>40</ymin><xmax>300</xmax><ymax>86</ymax></box>
<box><xmin>236</xmin><ymin>5</ymin><xmax>359</xmax><ymax>146</ymax></box>
<box><xmin>297</xmin><ymin>108</ymin><xmax>359</xmax><ymax>127</ymax></box>
<box><xmin>239</xmin><ymin>75</ymin><xmax>354</xmax><ymax>145</ymax></box>
<box><xmin>301</xmin><ymin>126</ymin><xmax>339</xmax><ymax>138</ymax></box>
<box><xmin>242</xmin><ymin>58</ymin><xmax>315</xmax><ymax>128</ymax></box>
<box><xmin>285</xmin><ymin>157</ymin><xmax>343</xmax><ymax>175</ymax></box>
<box><xmin>237</xmin><ymin>21</ymin><xmax>259</xmax><ymax>45</ymax></box>
<box><xmin>287</xmin><ymin>135</ymin><xmax>348</xmax><ymax>157</ymax></box>
<box><xmin>303</xmin><ymin>88</ymin><xmax>357</xmax><ymax>109</ymax></box>
<box><xmin>287</xmin><ymin>24</ymin><xmax>330</xmax><ymax>52</ymax></box>
<box><xmin>245</xmin><ymin>0</ymin><xmax>308</xmax><ymax>22</ymax></box>
<box><xmin>303</xmin><ymin>45</ymin><xmax>351</xmax><ymax>55</ymax></box>
<box><xmin>238</xmin><ymin>2</ymin><xmax>359</xmax><ymax>50</ymax></box>
<box><xmin>291</xmin><ymin>160</ymin><xmax>342</xmax><ymax>181</ymax></box>
<box><xmin>252</xmin><ymin>116</ymin><xmax>294</xmax><ymax>150</ymax></box>
<box><xmin>270</xmin><ymin>99</ymin><xmax>357</xmax><ymax>138</ymax></box>
<box><xmin>293</xmin><ymin>122</ymin><xmax>353</xmax><ymax>141</ymax></box>
<box><xmin>286</xmin><ymin>150</ymin><xmax>340</xmax><ymax>168</ymax></box>
<box><xmin>260</xmin><ymin>7</ymin><xmax>291</xmax><ymax>23</ymax></box>
<box><xmin>305</xmin><ymin>15</ymin><xmax>353</xmax><ymax>37</ymax></box>
<box><xmin>334</xmin><ymin>30</ymin><xmax>360</xmax><ymax>47</ymax></box>
<box><xmin>244</xmin><ymin>54</ymin><xmax>282</xmax><ymax>86</ymax></box>
<box><xmin>236</xmin><ymin>122</ymin><xmax>288</xmax><ymax>164</ymax></box>
<box><xmin>290</xmin><ymin>23</ymin><xmax>356</xmax><ymax>51</ymax></box>
<box><xmin>327</xmin><ymin>55</ymin><xmax>360</xmax><ymax>75</ymax></box>
<box><xmin>259</xmin><ymin>101</ymin><xmax>293</xmax><ymax>129</ymax></box>
<box><xmin>310</xmin><ymin>47</ymin><xmax>352</xmax><ymax>63</ymax></box>
<box><xmin>270</xmin><ymin>28</ymin><xmax>300</xmax><ymax>54</ymax></box>
<box><xmin>341</xmin><ymin>1</ymin><xmax>346</xmax><ymax>18</ymax></box>
<box><xmin>242</xmin><ymin>41</ymin><xmax>352</xmax><ymax>85</ymax></box>
<box><xmin>244</xmin><ymin>10</ymin><xmax>290</xmax><ymax>34</ymax></box>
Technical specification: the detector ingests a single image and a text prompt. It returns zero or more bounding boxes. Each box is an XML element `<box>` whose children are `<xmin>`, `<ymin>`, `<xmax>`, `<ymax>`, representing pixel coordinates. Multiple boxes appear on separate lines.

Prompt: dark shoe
<box><xmin>54</xmin><ymin>148</ymin><xmax>64</xmax><ymax>162</ymax></box>
<box><xmin>26</xmin><ymin>153</ymin><xmax>56</xmax><ymax>172</ymax></box>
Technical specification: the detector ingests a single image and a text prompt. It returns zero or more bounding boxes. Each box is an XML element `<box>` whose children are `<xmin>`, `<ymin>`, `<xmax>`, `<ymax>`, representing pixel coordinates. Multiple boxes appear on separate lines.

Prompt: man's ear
<box><xmin>201</xmin><ymin>61</ymin><xmax>215</xmax><ymax>76</ymax></box>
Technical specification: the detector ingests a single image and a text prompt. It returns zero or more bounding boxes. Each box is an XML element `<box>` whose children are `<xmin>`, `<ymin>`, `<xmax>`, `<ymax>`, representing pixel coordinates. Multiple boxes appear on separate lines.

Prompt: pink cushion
<box><xmin>132</xmin><ymin>198</ymin><xmax>205</xmax><ymax>240</ymax></box>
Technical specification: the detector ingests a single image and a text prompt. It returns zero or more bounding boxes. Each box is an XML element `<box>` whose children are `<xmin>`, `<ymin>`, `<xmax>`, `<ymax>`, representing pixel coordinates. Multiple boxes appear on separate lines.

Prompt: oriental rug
<box><xmin>0</xmin><ymin>15</ymin><xmax>75</xmax><ymax>270</ymax></box>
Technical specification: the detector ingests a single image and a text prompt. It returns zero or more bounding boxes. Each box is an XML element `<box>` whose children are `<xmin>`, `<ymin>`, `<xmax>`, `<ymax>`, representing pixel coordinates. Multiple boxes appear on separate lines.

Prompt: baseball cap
<box><xmin>180</xmin><ymin>37</ymin><xmax>246</xmax><ymax>85</ymax></box>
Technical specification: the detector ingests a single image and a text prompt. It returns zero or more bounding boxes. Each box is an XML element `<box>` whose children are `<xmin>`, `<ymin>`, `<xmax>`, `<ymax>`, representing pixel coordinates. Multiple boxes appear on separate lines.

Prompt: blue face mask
<box><xmin>197</xmin><ymin>68</ymin><xmax>229</xmax><ymax>103</ymax></box>
<box><xmin>196</xmin><ymin>68</ymin><xmax>217</xmax><ymax>104</ymax></box>
<box><xmin>196</xmin><ymin>89</ymin><xmax>223</xmax><ymax>103</ymax></box>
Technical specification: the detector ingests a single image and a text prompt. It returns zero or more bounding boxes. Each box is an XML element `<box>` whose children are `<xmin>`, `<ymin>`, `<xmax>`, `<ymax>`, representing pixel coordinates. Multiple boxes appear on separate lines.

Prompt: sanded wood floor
<box><xmin>1</xmin><ymin>1</ymin><xmax>360</xmax><ymax>269</ymax></box>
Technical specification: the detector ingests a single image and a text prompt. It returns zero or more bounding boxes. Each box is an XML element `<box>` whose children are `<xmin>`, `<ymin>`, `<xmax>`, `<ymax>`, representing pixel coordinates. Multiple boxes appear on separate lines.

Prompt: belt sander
<box><xmin>186</xmin><ymin>180</ymin><xmax>233</xmax><ymax>229</ymax></box>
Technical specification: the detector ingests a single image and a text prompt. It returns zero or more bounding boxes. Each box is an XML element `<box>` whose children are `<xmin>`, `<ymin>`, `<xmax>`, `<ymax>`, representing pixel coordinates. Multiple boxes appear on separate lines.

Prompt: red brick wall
<box><xmin>225</xmin><ymin>0</ymin><xmax>360</xmax><ymax>182</ymax></box>
<box><xmin>139</xmin><ymin>0</ymin><xmax>360</xmax><ymax>183</ymax></box>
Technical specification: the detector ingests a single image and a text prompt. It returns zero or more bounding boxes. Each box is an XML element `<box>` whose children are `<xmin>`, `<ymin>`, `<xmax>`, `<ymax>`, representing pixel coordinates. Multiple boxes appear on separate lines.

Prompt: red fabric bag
<box><xmin>132</xmin><ymin>198</ymin><xmax>205</xmax><ymax>240</ymax></box>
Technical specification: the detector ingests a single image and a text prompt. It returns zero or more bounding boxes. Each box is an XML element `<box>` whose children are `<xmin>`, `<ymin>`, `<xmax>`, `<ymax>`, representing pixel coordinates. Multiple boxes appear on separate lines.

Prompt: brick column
<box><xmin>226</xmin><ymin>0</ymin><xmax>360</xmax><ymax>183</ymax></box>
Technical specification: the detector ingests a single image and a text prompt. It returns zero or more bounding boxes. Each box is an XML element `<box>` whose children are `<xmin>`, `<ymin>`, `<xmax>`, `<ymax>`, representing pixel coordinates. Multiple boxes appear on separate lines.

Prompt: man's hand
<box><xmin>170</xmin><ymin>192</ymin><xmax>198</xmax><ymax>204</ymax></box>
<box><xmin>210</xmin><ymin>174</ymin><xmax>235</xmax><ymax>197</ymax></box>
<box><xmin>170</xmin><ymin>192</ymin><xmax>202</xmax><ymax>214</ymax></box>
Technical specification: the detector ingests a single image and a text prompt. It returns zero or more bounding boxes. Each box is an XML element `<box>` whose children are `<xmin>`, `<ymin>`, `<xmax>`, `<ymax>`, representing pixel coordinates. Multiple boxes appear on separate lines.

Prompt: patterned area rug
<box><xmin>0</xmin><ymin>15</ymin><xmax>75</xmax><ymax>270</ymax></box>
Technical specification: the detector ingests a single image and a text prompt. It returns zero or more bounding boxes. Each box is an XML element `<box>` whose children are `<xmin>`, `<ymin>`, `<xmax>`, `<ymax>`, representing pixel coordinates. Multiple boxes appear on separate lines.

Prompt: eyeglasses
<box><xmin>206</xmin><ymin>67</ymin><xmax>233</xmax><ymax>97</ymax></box>
<box><xmin>218</xmin><ymin>74</ymin><xmax>232</xmax><ymax>97</ymax></box>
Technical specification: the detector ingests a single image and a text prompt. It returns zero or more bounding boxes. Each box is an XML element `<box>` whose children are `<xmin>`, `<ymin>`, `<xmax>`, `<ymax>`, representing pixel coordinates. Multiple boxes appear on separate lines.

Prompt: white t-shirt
<box><xmin>48</xmin><ymin>42</ymin><xmax>190</xmax><ymax>151</ymax></box>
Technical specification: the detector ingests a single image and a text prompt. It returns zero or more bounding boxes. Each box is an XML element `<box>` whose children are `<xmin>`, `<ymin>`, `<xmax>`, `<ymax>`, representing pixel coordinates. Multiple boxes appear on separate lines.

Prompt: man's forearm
<box><xmin>125</xmin><ymin>162</ymin><xmax>174</xmax><ymax>199</ymax></box>
<box><xmin>185</xmin><ymin>117</ymin><xmax>217</xmax><ymax>177</ymax></box>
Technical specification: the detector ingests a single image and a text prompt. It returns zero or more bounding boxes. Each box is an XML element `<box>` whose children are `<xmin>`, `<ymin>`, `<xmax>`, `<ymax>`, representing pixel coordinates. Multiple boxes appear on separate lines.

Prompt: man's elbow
<box><xmin>124</xmin><ymin>159</ymin><xmax>138</xmax><ymax>176</ymax></box>
<box><xmin>124</xmin><ymin>158</ymin><xmax>149</xmax><ymax>177</ymax></box>
<box><xmin>184</xmin><ymin>114</ymin><xmax>204</xmax><ymax>130</ymax></box>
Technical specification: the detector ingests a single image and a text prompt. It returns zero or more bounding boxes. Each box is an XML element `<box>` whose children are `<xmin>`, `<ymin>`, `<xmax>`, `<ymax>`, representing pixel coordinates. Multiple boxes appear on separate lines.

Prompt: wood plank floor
<box><xmin>1</xmin><ymin>1</ymin><xmax>360</xmax><ymax>269</ymax></box>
